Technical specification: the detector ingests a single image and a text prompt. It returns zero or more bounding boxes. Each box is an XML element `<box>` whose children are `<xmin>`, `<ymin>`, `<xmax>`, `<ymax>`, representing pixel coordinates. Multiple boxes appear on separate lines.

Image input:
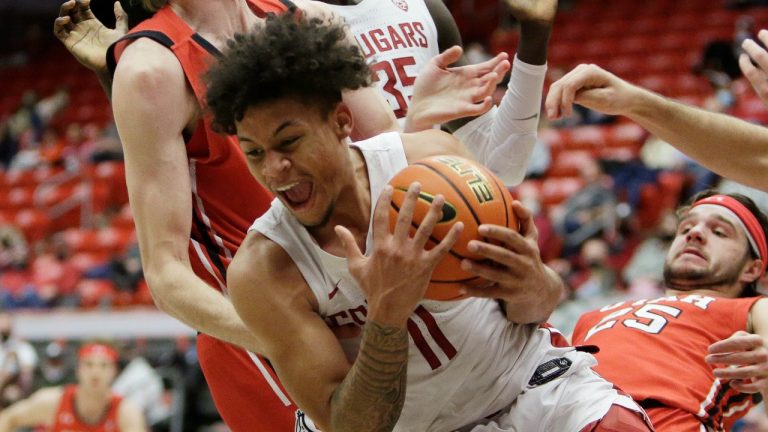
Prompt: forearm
<box><xmin>148</xmin><ymin>262</ymin><xmax>260</xmax><ymax>352</ymax></box>
<box><xmin>330</xmin><ymin>320</ymin><xmax>409</xmax><ymax>432</ymax></box>
<box><xmin>625</xmin><ymin>90</ymin><xmax>768</xmax><ymax>191</ymax></box>
<box><xmin>503</xmin><ymin>266</ymin><xmax>563</xmax><ymax>324</ymax></box>
<box><xmin>517</xmin><ymin>21</ymin><xmax>551</xmax><ymax>66</ymax></box>
<box><xmin>454</xmin><ymin>56</ymin><xmax>546</xmax><ymax>185</ymax></box>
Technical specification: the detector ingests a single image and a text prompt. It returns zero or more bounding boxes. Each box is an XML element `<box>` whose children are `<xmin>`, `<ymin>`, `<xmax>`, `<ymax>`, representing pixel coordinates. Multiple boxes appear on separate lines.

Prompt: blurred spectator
<box><xmin>31</xmin><ymin>235</ymin><xmax>82</xmax><ymax>307</ymax></box>
<box><xmin>110</xmin><ymin>243</ymin><xmax>143</xmax><ymax>294</ymax></box>
<box><xmin>622</xmin><ymin>211</ymin><xmax>677</xmax><ymax>298</ymax></box>
<box><xmin>549</xmin><ymin>239</ymin><xmax>628</xmax><ymax>337</ymax></box>
<box><xmin>0</xmin><ymin>312</ymin><xmax>38</xmax><ymax>408</ymax></box>
<box><xmin>112</xmin><ymin>339</ymin><xmax>167</xmax><ymax>426</ymax></box>
<box><xmin>641</xmin><ymin>134</ymin><xmax>719</xmax><ymax>200</ymax></box>
<box><xmin>551</xmin><ymin>158</ymin><xmax>618</xmax><ymax>254</ymax></box>
<box><xmin>569</xmin><ymin>238</ymin><xmax>621</xmax><ymax>300</ymax></box>
<box><xmin>0</xmin><ymin>225</ymin><xmax>29</xmax><ymax>271</ymax></box>
<box><xmin>695</xmin><ymin>15</ymin><xmax>760</xmax><ymax>81</ymax></box>
<box><xmin>465</xmin><ymin>41</ymin><xmax>493</xmax><ymax>65</ymax></box>
<box><xmin>35</xmin><ymin>340</ymin><xmax>74</xmax><ymax>388</ymax></box>
<box><xmin>90</xmin><ymin>123</ymin><xmax>124</xmax><ymax>163</ymax></box>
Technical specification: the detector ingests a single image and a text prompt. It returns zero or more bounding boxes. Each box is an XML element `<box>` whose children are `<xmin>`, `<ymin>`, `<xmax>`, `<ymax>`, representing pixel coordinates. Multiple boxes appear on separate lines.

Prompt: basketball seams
<box><xmin>413</xmin><ymin>162</ymin><xmax>484</xmax><ymax>228</ymax></box>
<box><xmin>389</xmin><ymin>200</ymin><xmax>475</xmax><ymax>262</ymax></box>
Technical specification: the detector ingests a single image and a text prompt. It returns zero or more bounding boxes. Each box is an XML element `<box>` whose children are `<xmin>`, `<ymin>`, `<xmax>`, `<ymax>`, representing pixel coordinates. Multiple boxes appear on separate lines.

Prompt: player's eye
<box><xmin>246</xmin><ymin>148</ymin><xmax>265</xmax><ymax>159</ymax></box>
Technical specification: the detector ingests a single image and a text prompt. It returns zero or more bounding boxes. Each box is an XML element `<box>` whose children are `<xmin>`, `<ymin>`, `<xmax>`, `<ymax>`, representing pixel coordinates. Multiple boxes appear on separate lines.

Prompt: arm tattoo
<box><xmin>331</xmin><ymin>320</ymin><xmax>409</xmax><ymax>432</ymax></box>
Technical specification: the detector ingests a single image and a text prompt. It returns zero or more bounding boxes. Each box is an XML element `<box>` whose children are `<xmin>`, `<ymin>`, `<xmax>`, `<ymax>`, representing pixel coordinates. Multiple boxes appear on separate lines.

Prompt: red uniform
<box><xmin>573</xmin><ymin>294</ymin><xmax>764</xmax><ymax>431</ymax></box>
<box><xmin>107</xmin><ymin>2</ymin><xmax>300</xmax><ymax>430</ymax></box>
<box><xmin>52</xmin><ymin>385</ymin><xmax>122</xmax><ymax>432</ymax></box>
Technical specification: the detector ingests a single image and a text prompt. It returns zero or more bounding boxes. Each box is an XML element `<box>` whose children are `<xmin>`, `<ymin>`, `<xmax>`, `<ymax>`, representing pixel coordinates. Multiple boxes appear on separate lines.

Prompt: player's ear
<box><xmin>740</xmin><ymin>258</ymin><xmax>763</xmax><ymax>284</ymax></box>
<box><xmin>331</xmin><ymin>101</ymin><xmax>353</xmax><ymax>140</ymax></box>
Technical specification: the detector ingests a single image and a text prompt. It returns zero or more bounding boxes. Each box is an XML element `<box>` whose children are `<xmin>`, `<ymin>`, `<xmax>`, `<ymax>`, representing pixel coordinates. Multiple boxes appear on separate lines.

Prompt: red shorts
<box><xmin>581</xmin><ymin>404</ymin><xmax>656</xmax><ymax>432</ymax></box>
<box><xmin>197</xmin><ymin>333</ymin><xmax>298</xmax><ymax>431</ymax></box>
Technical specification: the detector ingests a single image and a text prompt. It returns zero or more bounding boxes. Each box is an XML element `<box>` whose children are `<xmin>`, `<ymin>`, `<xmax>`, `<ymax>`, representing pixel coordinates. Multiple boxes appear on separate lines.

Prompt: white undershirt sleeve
<box><xmin>453</xmin><ymin>55</ymin><xmax>547</xmax><ymax>186</ymax></box>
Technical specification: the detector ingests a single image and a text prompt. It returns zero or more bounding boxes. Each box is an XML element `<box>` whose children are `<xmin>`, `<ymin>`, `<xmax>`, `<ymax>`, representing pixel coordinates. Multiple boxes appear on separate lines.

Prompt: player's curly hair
<box><xmin>679</xmin><ymin>190</ymin><xmax>768</xmax><ymax>297</ymax></box>
<box><xmin>206</xmin><ymin>11</ymin><xmax>372</xmax><ymax>135</ymax></box>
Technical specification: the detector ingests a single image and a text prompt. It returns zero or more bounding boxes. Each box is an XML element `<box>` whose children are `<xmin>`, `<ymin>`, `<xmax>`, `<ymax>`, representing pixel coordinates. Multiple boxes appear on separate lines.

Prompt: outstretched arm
<box><xmin>0</xmin><ymin>387</ymin><xmax>61</xmax><ymax>432</ymax></box>
<box><xmin>112</xmin><ymin>39</ymin><xmax>263</xmax><ymax>352</ymax></box>
<box><xmin>450</xmin><ymin>0</ymin><xmax>556</xmax><ymax>186</ymax></box>
<box><xmin>53</xmin><ymin>0</ymin><xmax>128</xmax><ymax>98</ymax></box>
<box><xmin>546</xmin><ymin>64</ymin><xmax>768</xmax><ymax>192</ymax></box>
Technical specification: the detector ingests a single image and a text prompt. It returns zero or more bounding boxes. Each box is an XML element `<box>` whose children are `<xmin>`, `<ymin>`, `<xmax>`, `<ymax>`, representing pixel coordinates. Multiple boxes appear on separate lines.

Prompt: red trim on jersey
<box><xmin>407</xmin><ymin>318</ymin><xmax>441</xmax><ymax>370</ymax></box>
<box><xmin>414</xmin><ymin>305</ymin><xmax>457</xmax><ymax>360</ymax></box>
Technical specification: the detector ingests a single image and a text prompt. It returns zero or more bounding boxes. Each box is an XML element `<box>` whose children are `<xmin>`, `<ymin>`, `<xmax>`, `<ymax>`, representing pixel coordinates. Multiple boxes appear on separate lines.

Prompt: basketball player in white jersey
<box><xmin>325</xmin><ymin>0</ymin><xmax>552</xmax><ymax>185</ymax></box>
<box><xmin>206</xmin><ymin>12</ymin><xmax>652</xmax><ymax>432</ymax></box>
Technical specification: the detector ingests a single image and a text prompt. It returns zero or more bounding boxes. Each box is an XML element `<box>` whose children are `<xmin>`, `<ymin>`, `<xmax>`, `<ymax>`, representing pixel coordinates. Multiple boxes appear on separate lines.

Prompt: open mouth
<box><xmin>276</xmin><ymin>180</ymin><xmax>314</xmax><ymax>210</ymax></box>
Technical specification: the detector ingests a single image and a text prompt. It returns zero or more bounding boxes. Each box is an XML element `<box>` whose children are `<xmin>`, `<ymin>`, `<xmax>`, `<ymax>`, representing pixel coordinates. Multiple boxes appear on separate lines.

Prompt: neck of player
<box><xmin>171</xmin><ymin>0</ymin><xmax>260</xmax><ymax>50</ymax></box>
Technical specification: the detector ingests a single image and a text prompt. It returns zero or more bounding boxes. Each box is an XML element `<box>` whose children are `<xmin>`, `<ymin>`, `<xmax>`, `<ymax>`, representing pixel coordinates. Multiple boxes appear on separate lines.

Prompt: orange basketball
<box><xmin>388</xmin><ymin>155</ymin><xmax>517</xmax><ymax>301</ymax></box>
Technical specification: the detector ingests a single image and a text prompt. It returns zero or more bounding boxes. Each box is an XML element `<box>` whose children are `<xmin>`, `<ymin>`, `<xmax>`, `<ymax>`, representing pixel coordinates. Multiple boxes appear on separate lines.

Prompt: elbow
<box><xmin>144</xmin><ymin>268</ymin><xmax>174</xmax><ymax>314</ymax></box>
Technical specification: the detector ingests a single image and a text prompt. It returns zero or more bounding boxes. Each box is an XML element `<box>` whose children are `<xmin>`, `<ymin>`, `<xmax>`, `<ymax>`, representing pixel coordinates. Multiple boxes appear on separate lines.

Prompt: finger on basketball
<box><xmin>431</xmin><ymin>222</ymin><xmax>463</xmax><ymax>259</ymax></box>
<box><xmin>478</xmin><ymin>224</ymin><xmax>532</xmax><ymax>255</ymax></box>
<box><xmin>394</xmin><ymin>182</ymin><xmax>421</xmax><ymax>239</ymax></box>
<box><xmin>372</xmin><ymin>185</ymin><xmax>394</xmax><ymax>240</ymax></box>
<box><xmin>413</xmin><ymin>193</ymin><xmax>445</xmax><ymax>248</ymax></box>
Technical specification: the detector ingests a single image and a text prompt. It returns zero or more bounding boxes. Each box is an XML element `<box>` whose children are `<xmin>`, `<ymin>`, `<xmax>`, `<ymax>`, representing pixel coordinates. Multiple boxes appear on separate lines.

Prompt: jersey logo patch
<box><xmin>391</xmin><ymin>0</ymin><xmax>408</xmax><ymax>11</ymax></box>
<box><xmin>527</xmin><ymin>357</ymin><xmax>572</xmax><ymax>388</ymax></box>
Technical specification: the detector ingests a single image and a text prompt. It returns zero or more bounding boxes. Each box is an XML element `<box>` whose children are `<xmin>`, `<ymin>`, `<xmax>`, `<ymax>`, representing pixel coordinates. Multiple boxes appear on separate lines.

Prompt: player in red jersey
<box><xmin>0</xmin><ymin>343</ymin><xmax>145</xmax><ymax>432</ymax></box>
<box><xmin>572</xmin><ymin>191</ymin><xmax>768</xmax><ymax>431</ymax></box>
<box><xmin>52</xmin><ymin>1</ymin><xmax>506</xmax><ymax>430</ymax></box>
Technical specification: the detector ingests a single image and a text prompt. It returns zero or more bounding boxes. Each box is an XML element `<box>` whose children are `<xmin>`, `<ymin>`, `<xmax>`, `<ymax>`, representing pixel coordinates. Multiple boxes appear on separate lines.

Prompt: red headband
<box><xmin>78</xmin><ymin>344</ymin><xmax>118</xmax><ymax>363</ymax></box>
<box><xmin>691</xmin><ymin>195</ymin><xmax>767</xmax><ymax>275</ymax></box>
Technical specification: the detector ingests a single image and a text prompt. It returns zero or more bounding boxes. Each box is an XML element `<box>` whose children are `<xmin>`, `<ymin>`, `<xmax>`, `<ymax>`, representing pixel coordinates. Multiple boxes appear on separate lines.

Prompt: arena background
<box><xmin>0</xmin><ymin>0</ymin><xmax>767</xmax><ymax>430</ymax></box>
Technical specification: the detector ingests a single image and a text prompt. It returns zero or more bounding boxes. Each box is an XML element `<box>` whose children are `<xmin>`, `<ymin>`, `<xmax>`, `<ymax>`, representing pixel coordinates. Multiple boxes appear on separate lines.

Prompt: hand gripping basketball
<box><xmin>388</xmin><ymin>156</ymin><xmax>518</xmax><ymax>300</ymax></box>
<box><xmin>335</xmin><ymin>183</ymin><xmax>463</xmax><ymax>326</ymax></box>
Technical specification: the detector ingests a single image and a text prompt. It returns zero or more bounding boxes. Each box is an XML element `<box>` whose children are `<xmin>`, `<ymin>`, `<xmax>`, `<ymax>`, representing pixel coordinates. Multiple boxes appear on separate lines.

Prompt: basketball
<box><xmin>388</xmin><ymin>155</ymin><xmax>517</xmax><ymax>301</ymax></box>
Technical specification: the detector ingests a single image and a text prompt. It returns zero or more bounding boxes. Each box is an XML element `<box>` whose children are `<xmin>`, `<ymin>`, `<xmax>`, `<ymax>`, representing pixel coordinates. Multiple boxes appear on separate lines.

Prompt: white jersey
<box><xmin>326</xmin><ymin>0</ymin><xmax>440</xmax><ymax>123</ymax></box>
<box><xmin>250</xmin><ymin>132</ymin><xmax>572</xmax><ymax>431</ymax></box>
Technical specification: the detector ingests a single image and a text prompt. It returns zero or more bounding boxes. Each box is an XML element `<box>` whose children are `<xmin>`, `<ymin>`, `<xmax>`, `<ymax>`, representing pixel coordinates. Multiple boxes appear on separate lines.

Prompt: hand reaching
<box><xmin>405</xmin><ymin>46</ymin><xmax>510</xmax><ymax>131</ymax></box>
<box><xmin>335</xmin><ymin>183</ymin><xmax>463</xmax><ymax>327</ymax></box>
<box><xmin>545</xmin><ymin>63</ymin><xmax>639</xmax><ymax>120</ymax></box>
<box><xmin>707</xmin><ymin>330</ymin><xmax>768</xmax><ymax>394</ymax></box>
<box><xmin>54</xmin><ymin>0</ymin><xmax>128</xmax><ymax>73</ymax></box>
<box><xmin>740</xmin><ymin>29</ymin><xmax>768</xmax><ymax>106</ymax></box>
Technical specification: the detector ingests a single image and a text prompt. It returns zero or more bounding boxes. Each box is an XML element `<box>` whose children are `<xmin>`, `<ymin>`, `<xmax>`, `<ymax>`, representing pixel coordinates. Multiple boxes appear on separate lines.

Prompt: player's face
<box><xmin>663</xmin><ymin>205</ymin><xmax>754</xmax><ymax>290</ymax></box>
<box><xmin>76</xmin><ymin>355</ymin><xmax>117</xmax><ymax>393</ymax></box>
<box><xmin>236</xmin><ymin>98</ymin><xmax>353</xmax><ymax>228</ymax></box>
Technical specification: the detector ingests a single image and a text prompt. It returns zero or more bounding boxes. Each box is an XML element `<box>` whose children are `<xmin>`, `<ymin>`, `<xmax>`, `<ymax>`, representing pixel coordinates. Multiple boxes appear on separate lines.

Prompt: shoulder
<box><xmin>113</xmin><ymin>38</ymin><xmax>186</xmax><ymax>94</ymax></box>
<box><xmin>28</xmin><ymin>386</ymin><xmax>65</xmax><ymax>408</ymax></box>
<box><xmin>401</xmin><ymin>129</ymin><xmax>467</xmax><ymax>162</ymax></box>
<box><xmin>228</xmin><ymin>231</ymin><xmax>307</xmax><ymax>299</ymax></box>
<box><xmin>117</xmin><ymin>397</ymin><xmax>146</xmax><ymax>429</ymax></box>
